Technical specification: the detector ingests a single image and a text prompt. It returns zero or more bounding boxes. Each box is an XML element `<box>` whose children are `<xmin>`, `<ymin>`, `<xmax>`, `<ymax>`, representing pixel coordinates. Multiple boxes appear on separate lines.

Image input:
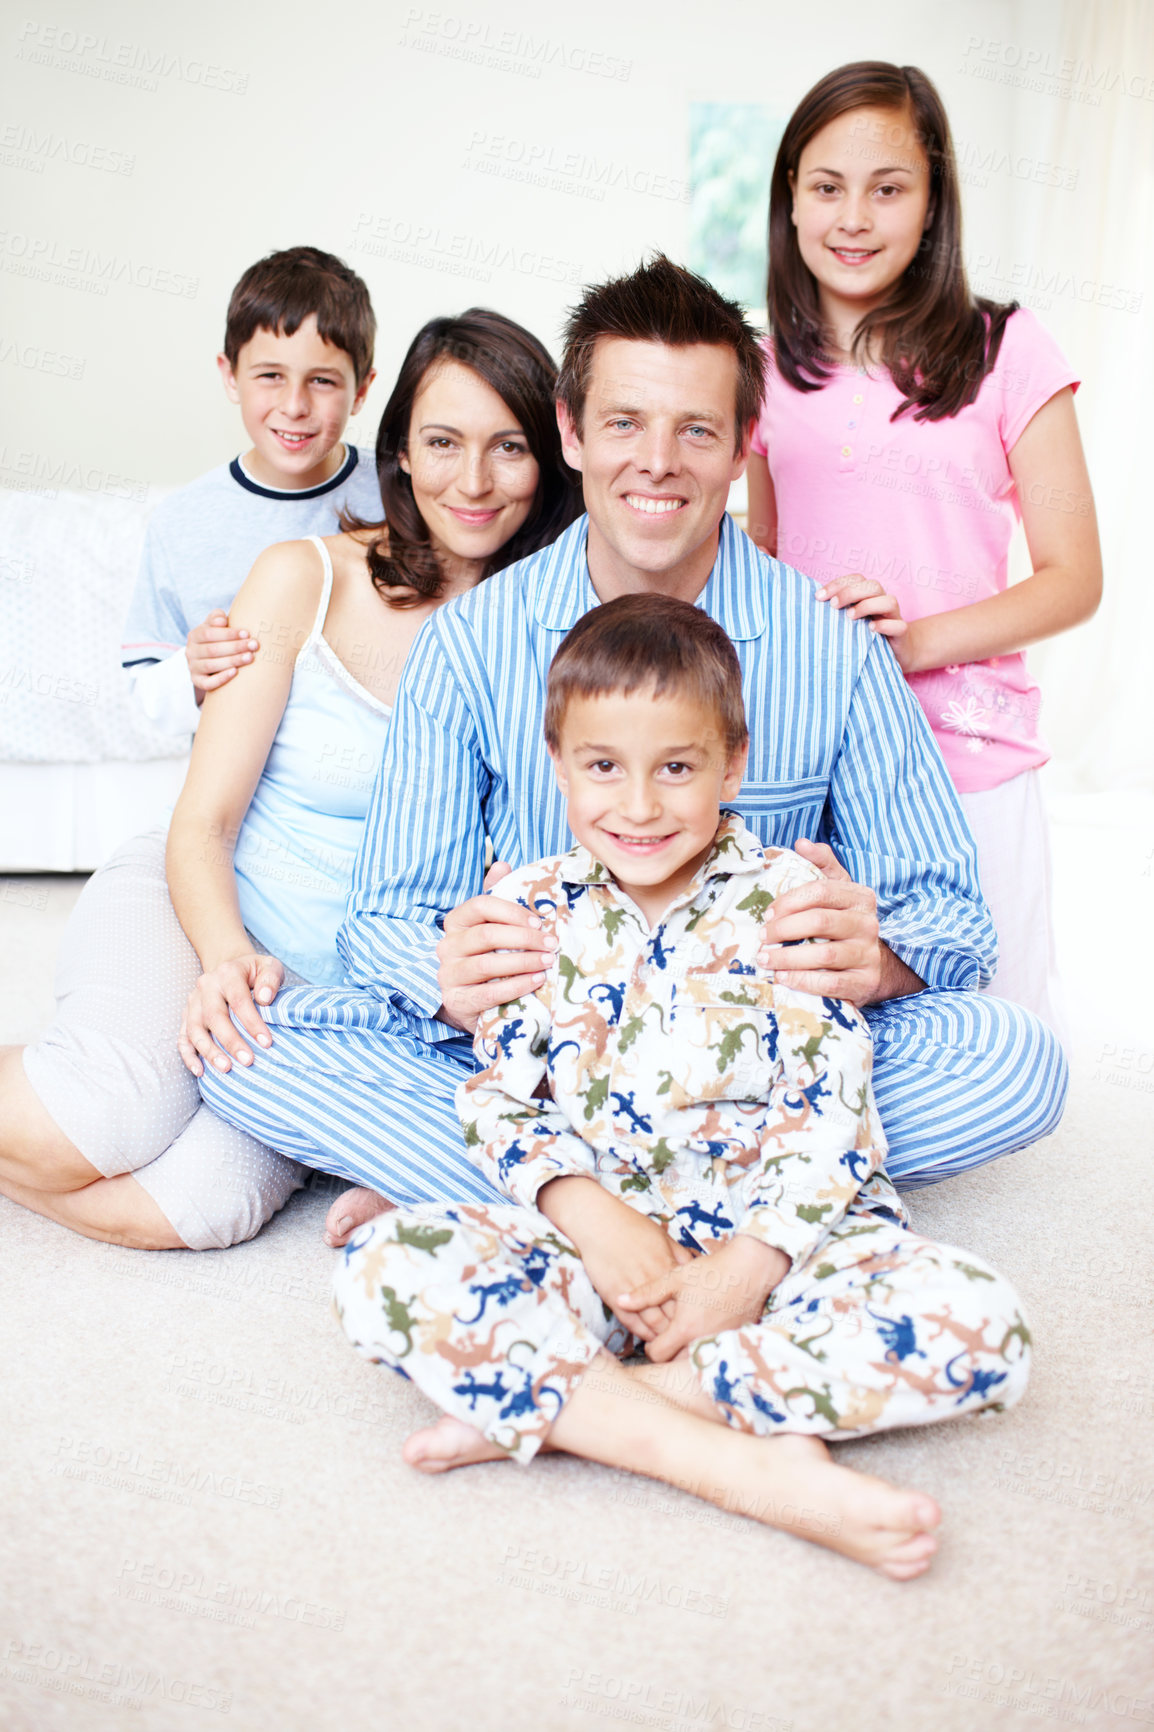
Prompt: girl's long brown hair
<box><xmin>345</xmin><ymin>309</ymin><xmax>582</xmax><ymax>607</ymax></box>
<box><xmin>767</xmin><ymin>61</ymin><xmax>1018</xmax><ymax>422</ymax></box>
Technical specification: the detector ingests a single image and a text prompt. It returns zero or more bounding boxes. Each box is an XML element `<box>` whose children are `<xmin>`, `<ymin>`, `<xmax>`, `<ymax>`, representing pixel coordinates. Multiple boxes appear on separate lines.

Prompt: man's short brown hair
<box><xmin>556</xmin><ymin>253</ymin><xmax>766</xmax><ymax>454</ymax></box>
<box><xmin>544</xmin><ymin>593</ymin><xmax>749</xmax><ymax>756</ymax></box>
<box><xmin>223</xmin><ymin>245</ymin><xmax>376</xmax><ymax>384</ymax></box>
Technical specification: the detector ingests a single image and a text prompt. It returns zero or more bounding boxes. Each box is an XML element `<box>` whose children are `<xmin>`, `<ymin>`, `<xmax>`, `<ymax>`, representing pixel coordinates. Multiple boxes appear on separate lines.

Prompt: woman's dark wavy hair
<box><xmin>345</xmin><ymin>309</ymin><xmax>582</xmax><ymax>607</ymax></box>
<box><xmin>767</xmin><ymin>61</ymin><xmax>1018</xmax><ymax>422</ymax></box>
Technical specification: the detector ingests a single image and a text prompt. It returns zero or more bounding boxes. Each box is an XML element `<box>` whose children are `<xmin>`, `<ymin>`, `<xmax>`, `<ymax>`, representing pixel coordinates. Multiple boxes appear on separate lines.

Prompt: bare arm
<box><xmin>830</xmin><ymin>390</ymin><xmax>1101</xmax><ymax>675</ymax></box>
<box><xmin>745</xmin><ymin>451</ymin><xmax>778</xmax><ymax>556</ymax></box>
<box><xmin>167</xmin><ymin>540</ymin><xmax>321</xmax><ymax>1070</ymax></box>
<box><xmin>186</xmin><ymin>609</ymin><xmax>261</xmax><ymax>704</ymax></box>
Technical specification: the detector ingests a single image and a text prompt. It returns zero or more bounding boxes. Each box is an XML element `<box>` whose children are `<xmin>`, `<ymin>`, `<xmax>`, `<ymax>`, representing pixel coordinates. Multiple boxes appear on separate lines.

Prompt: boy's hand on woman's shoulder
<box><xmin>186</xmin><ymin>609</ymin><xmax>261</xmax><ymax>704</ymax></box>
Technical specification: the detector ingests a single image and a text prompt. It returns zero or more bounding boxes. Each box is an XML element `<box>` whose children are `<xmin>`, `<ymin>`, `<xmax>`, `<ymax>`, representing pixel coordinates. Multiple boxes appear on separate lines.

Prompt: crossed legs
<box><xmin>334</xmin><ymin>1202</ymin><xmax>1030</xmax><ymax>1577</ymax></box>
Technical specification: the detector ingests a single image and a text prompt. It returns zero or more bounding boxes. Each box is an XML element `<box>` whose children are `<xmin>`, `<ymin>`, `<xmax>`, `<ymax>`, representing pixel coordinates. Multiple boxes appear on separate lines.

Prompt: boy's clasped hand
<box><xmin>538</xmin><ymin>1174</ymin><xmax>789</xmax><ymax>1357</ymax></box>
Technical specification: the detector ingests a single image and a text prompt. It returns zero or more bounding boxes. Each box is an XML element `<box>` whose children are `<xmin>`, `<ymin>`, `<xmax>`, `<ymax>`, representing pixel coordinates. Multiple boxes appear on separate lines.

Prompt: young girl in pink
<box><xmin>746</xmin><ymin>61</ymin><xmax>1102</xmax><ymax>1039</ymax></box>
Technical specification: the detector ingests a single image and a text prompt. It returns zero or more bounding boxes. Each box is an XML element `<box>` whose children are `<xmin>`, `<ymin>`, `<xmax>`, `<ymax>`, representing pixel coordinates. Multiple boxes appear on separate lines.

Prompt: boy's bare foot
<box><xmin>618</xmin><ymin>1360</ymin><xmax>938</xmax><ymax>1577</ymax></box>
<box><xmin>324</xmin><ymin>1187</ymin><xmax>394</xmax><ymax>1248</ymax></box>
<box><xmin>403</xmin><ymin>1415</ymin><xmax>510</xmax><ymax>1474</ymax></box>
<box><xmin>693</xmin><ymin>1431</ymin><xmax>940</xmax><ymax>1580</ymax></box>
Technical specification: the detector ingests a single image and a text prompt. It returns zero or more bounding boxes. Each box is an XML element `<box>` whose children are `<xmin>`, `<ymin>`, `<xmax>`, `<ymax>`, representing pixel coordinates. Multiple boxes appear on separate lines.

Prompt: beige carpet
<box><xmin>2</xmin><ymin>845</ymin><xmax>1152</xmax><ymax>1732</ymax></box>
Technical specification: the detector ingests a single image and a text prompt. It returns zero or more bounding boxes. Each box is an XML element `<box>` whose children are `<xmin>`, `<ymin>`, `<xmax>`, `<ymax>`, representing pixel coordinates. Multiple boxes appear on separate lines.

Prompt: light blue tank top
<box><xmin>233</xmin><ymin>536</ymin><xmax>391</xmax><ymax>984</ymax></box>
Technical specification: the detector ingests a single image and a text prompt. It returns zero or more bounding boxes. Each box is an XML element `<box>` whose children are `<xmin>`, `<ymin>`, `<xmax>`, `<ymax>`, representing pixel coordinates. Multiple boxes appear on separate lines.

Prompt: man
<box><xmin>200</xmin><ymin>255</ymin><xmax>1066</xmax><ymax>1241</ymax></box>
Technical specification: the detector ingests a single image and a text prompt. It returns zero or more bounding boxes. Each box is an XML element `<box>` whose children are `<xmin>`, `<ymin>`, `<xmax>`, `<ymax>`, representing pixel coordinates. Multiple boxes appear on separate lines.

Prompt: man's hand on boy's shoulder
<box><xmin>760</xmin><ymin>840</ymin><xmax>922</xmax><ymax>1007</ymax></box>
<box><xmin>186</xmin><ymin>609</ymin><xmax>261</xmax><ymax>704</ymax></box>
<box><xmin>436</xmin><ymin>861</ymin><xmax>558</xmax><ymax>1033</ymax></box>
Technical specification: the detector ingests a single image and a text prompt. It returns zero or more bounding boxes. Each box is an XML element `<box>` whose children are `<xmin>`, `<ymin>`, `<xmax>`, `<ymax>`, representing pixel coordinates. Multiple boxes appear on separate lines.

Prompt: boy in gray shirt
<box><xmin>121</xmin><ymin>244</ymin><xmax>380</xmax><ymax>735</ymax></box>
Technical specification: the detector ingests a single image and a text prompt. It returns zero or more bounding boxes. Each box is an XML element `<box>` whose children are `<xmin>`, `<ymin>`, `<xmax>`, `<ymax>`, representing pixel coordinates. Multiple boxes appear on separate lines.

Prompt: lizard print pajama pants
<box><xmin>333</xmin><ymin>1200</ymin><xmax>1031</xmax><ymax>1463</ymax></box>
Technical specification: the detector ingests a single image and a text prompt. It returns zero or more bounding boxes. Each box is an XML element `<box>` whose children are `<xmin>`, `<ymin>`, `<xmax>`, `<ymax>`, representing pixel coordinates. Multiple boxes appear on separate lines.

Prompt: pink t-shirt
<box><xmin>751</xmin><ymin>308</ymin><xmax>1079</xmax><ymax>793</ymax></box>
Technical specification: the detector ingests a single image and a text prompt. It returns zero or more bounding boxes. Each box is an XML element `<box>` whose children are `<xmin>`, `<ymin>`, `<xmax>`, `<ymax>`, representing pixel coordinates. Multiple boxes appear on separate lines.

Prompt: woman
<box><xmin>0</xmin><ymin>310</ymin><xmax>580</xmax><ymax>1251</ymax></box>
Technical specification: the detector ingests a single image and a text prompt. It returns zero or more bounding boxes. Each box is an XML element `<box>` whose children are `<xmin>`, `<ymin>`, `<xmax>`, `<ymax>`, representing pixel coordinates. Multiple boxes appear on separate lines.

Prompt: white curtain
<box><xmin>1010</xmin><ymin>0</ymin><xmax>1154</xmax><ymax>792</ymax></box>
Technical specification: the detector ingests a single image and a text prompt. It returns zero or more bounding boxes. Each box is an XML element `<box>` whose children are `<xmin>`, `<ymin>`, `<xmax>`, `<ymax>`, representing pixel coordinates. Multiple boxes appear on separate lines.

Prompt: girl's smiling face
<box><xmin>790</xmin><ymin>104</ymin><xmax>933</xmax><ymax>336</ymax></box>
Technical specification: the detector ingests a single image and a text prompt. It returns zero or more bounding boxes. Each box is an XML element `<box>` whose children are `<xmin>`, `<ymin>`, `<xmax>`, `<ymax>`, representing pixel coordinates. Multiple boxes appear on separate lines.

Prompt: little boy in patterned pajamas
<box><xmin>335</xmin><ymin>594</ymin><xmax>1031</xmax><ymax>1577</ymax></box>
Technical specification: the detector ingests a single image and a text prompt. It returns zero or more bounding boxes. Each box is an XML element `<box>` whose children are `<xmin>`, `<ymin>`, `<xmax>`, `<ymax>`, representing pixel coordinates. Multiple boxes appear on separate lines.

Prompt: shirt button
<box><xmin>853</xmin><ymin>393</ymin><xmax>864</xmax><ymax>404</ymax></box>
<box><xmin>841</xmin><ymin>445</ymin><xmax>852</xmax><ymax>458</ymax></box>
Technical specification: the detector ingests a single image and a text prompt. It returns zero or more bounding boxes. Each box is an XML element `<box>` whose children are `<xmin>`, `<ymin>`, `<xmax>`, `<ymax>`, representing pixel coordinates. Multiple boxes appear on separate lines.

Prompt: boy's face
<box><xmin>549</xmin><ymin>687</ymin><xmax>748</xmax><ymax>924</ymax></box>
<box><xmin>217</xmin><ymin>314</ymin><xmax>375</xmax><ymax>491</ymax></box>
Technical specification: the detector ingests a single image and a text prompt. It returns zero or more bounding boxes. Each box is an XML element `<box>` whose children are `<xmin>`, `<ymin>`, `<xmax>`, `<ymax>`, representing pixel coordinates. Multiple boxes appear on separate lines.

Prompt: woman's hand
<box><xmin>178</xmin><ymin>952</ymin><xmax>284</xmax><ymax>1076</ymax></box>
<box><xmin>816</xmin><ymin>575</ymin><xmax>912</xmax><ymax>668</ymax></box>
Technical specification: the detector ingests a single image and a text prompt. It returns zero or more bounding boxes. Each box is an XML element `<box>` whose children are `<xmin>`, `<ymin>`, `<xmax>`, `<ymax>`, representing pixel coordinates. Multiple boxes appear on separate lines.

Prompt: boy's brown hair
<box><xmin>223</xmin><ymin>245</ymin><xmax>376</xmax><ymax>384</ymax></box>
<box><xmin>556</xmin><ymin>253</ymin><xmax>766</xmax><ymax>454</ymax></box>
<box><xmin>544</xmin><ymin>594</ymin><xmax>749</xmax><ymax>756</ymax></box>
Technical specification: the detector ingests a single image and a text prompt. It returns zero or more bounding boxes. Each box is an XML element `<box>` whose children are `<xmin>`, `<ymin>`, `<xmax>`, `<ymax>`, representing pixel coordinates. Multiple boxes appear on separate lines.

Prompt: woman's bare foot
<box><xmin>688</xmin><ymin>1430</ymin><xmax>940</xmax><ymax>1580</ymax></box>
<box><xmin>324</xmin><ymin>1187</ymin><xmax>394</xmax><ymax>1248</ymax></box>
<box><xmin>403</xmin><ymin>1414</ymin><xmax>511</xmax><ymax>1474</ymax></box>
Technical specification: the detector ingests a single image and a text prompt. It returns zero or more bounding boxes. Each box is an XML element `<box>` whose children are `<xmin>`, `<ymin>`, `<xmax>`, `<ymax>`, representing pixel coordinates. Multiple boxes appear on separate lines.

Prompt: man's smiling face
<box><xmin>557</xmin><ymin>338</ymin><xmax>747</xmax><ymax>600</ymax></box>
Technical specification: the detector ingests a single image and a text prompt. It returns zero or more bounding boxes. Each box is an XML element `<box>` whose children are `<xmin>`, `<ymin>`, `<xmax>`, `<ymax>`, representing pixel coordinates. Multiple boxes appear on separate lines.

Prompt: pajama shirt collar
<box><xmin>528</xmin><ymin>515</ymin><xmax>769</xmax><ymax>644</ymax></box>
<box><xmin>555</xmin><ymin>811</ymin><xmax>768</xmax><ymax>904</ymax></box>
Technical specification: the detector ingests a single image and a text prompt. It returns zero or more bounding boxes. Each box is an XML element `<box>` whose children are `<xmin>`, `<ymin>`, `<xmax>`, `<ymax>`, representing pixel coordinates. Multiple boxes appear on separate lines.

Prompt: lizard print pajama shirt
<box><xmin>334</xmin><ymin>815</ymin><xmax>1031</xmax><ymax>1460</ymax></box>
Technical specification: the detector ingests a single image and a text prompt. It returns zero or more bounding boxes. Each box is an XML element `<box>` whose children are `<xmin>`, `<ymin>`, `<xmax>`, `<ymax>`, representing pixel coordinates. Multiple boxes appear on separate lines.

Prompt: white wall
<box><xmin>2</xmin><ymin>0</ymin><xmax>1149</xmax><ymax>789</ymax></box>
<box><xmin>3</xmin><ymin>0</ymin><xmax>1029</xmax><ymax>484</ymax></box>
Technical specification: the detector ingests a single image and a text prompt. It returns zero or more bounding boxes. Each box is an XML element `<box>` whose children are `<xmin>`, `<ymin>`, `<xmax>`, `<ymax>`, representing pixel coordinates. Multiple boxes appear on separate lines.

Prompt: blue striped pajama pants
<box><xmin>198</xmin><ymin>985</ymin><xmax>1067</xmax><ymax>1201</ymax></box>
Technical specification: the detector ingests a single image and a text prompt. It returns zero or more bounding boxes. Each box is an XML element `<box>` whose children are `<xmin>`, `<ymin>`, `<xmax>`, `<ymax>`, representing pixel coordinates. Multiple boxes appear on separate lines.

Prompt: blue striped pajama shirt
<box><xmin>199</xmin><ymin>514</ymin><xmax>1067</xmax><ymax>1196</ymax></box>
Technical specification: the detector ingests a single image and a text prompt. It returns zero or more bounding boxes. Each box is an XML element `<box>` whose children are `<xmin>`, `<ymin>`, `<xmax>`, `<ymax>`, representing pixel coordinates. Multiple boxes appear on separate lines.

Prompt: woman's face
<box><xmin>400</xmin><ymin>359</ymin><xmax>541</xmax><ymax>571</ymax></box>
<box><xmin>790</xmin><ymin>104</ymin><xmax>933</xmax><ymax>329</ymax></box>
